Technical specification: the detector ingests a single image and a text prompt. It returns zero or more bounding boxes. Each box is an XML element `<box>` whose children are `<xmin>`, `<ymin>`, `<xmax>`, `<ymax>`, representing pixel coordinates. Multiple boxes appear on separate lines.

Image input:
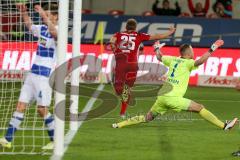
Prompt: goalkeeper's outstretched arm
<box><xmin>16</xmin><ymin>4</ymin><xmax>33</xmax><ymax>31</ymax></box>
<box><xmin>153</xmin><ymin>41</ymin><xmax>166</xmax><ymax>61</ymax></box>
<box><xmin>194</xmin><ymin>39</ymin><xmax>224</xmax><ymax>67</ymax></box>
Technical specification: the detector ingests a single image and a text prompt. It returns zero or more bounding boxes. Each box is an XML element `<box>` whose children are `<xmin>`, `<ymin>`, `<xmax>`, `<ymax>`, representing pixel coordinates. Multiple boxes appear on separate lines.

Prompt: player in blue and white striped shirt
<box><xmin>0</xmin><ymin>3</ymin><xmax>58</xmax><ymax>150</ymax></box>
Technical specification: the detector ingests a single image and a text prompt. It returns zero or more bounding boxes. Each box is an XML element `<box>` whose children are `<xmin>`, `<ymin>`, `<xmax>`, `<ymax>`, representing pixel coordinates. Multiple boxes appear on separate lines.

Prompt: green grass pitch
<box><xmin>1</xmin><ymin>84</ymin><xmax>240</xmax><ymax>160</ymax></box>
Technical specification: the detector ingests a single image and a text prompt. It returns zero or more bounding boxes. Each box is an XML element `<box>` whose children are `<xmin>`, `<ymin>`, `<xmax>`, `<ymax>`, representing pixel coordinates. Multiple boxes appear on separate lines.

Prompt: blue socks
<box><xmin>5</xmin><ymin>111</ymin><xmax>55</xmax><ymax>142</ymax></box>
<box><xmin>44</xmin><ymin>113</ymin><xmax>55</xmax><ymax>141</ymax></box>
<box><xmin>5</xmin><ymin>111</ymin><xmax>24</xmax><ymax>142</ymax></box>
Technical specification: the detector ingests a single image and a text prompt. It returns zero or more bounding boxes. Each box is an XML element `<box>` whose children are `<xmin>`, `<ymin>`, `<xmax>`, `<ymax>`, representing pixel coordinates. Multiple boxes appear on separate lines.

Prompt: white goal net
<box><xmin>0</xmin><ymin>0</ymin><xmax>69</xmax><ymax>154</ymax></box>
<box><xmin>0</xmin><ymin>71</ymin><xmax>52</xmax><ymax>154</ymax></box>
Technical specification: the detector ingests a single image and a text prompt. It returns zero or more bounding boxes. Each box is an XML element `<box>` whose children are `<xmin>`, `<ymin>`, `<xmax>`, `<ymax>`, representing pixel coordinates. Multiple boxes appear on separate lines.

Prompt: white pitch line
<box><xmin>50</xmin><ymin>84</ymin><xmax>105</xmax><ymax>160</ymax></box>
<box><xmin>137</xmin><ymin>99</ymin><xmax>240</xmax><ymax>103</ymax></box>
<box><xmin>92</xmin><ymin>117</ymin><xmax>205</xmax><ymax>121</ymax></box>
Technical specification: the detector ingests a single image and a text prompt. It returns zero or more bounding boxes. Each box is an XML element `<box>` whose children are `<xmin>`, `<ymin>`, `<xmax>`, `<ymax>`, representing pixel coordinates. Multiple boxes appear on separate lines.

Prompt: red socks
<box><xmin>120</xmin><ymin>101</ymin><xmax>128</xmax><ymax>116</ymax></box>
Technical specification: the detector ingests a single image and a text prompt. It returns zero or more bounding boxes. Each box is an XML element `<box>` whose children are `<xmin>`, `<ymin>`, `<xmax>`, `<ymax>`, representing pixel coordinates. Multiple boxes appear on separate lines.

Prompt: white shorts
<box><xmin>19</xmin><ymin>73</ymin><xmax>52</xmax><ymax>106</ymax></box>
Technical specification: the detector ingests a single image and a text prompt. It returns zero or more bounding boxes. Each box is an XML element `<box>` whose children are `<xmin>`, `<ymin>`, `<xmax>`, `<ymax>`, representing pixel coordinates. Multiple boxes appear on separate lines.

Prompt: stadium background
<box><xmin>1</xmin><ymin>0</ymin><xmax>240</xmax><ymax>86</ymax></box>
<box><xmin>1</xmin><ymin>0</ymin><xmax>240</xmax><ymax>160</ymax></box>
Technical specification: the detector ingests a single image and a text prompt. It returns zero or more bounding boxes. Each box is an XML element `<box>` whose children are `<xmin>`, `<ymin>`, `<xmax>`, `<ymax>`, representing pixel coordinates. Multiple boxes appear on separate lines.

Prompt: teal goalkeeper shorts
<box><xmin>150</xmin><ymin>96</ymin><xmax>191</xmax><ymax>115</ymax></box>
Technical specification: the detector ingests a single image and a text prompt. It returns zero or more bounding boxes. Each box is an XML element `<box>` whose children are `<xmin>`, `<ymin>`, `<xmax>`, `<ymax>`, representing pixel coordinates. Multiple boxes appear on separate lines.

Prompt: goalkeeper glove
<box><xmin>209</xmin><ymin>39</ymin><xmax>224</xmax><ymax>53</ymax></box>
<box><xmin>153</xmin><ymin>41</ymin><xmax>166</xmax><ymax>51</ymax></box>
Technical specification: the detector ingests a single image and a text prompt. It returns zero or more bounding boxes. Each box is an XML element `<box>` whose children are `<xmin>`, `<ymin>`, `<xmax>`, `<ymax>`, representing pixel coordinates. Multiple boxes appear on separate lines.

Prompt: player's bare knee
<box><xmin>145</xmin><ymin>112</ymin><xmax>155</xmax><ymax>122</ymax></box>
<box><xmin>16</xmin><ymin>102</ymin><xmax>27</xmax><ymax>112</ymax></box>
<box><xmin>194</xmin><ymin>104</ymin><xmax>204</xmax><ymax>112</ymax></box>
<box><xmin>37</xmin><ymin>106</ymin><xmax>48</xmax><ymax>117</ymax></box>
<box><xmin>198</xmin><ymin>104</ymin><xmax>205</xmax><ymax>112</ymax></box>
<box><xmin>188</xmin><ymin>101</ymin><xmax>204</xmax><ymax>112</ymax></box>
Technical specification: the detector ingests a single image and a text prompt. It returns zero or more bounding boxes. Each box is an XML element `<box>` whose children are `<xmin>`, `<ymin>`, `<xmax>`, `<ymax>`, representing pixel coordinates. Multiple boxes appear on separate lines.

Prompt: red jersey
<box><xmin>113</xmin><ymin>31</ymin><xmax>150</xmax><ymax>62</ymax></box>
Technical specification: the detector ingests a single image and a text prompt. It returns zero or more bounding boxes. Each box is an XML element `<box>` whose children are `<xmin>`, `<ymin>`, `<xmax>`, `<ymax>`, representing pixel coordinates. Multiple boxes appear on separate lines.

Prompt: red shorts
<box><xmin>113</xmin><ymin>61</ymin><xmax>138</xmax><ymax>95</ymax></box>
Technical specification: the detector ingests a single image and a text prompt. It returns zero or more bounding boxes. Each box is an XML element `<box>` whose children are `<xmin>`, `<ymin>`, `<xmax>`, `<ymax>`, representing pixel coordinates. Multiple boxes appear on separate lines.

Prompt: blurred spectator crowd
<box><xmin>82</xmin><ymin>0</ymin><xmax>233</xmax><ymax>18</ymax></box>
<box><xmin>0</xmin><ymin>0</ymin><xmax>235</xmax><ymax>41</ymax></box>
<box><xmin>152</xmin><ymin>0</ymin><xmax>232</xmax><ymax>18</ymax></box>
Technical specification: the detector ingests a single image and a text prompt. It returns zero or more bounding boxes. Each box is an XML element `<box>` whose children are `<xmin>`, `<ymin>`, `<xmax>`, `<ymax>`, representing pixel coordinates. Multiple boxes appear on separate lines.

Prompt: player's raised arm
<box><xmin>194</xmin><ymin>39</ymin><xmax>224</xmax><ymax>67</ymax></box>
<box><xmin>16</xmin><ymin>3</ymin><xmax>33</xmax><ymax>31</ymax></box>
<box><xmin>34</xmin><ymin>5</ymin><xmax>58</xmax><ymax>39</ymax></box>
<box><xmin>149</xmin><ymin>26</ymin><xmax>176</xmax><ymax>40</ymax></box>
<box><xmin>153</xmin><ymin>41</ymin><xmax>166</xmax><ymax>61</ymax></box>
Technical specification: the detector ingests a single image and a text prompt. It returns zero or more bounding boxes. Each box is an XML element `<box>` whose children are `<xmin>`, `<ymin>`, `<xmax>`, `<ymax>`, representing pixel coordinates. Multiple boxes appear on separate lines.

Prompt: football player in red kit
<box><xmin>110</xmin><ymin>18</ymin><xmax>175</xmax><ymax>118</ymax></box>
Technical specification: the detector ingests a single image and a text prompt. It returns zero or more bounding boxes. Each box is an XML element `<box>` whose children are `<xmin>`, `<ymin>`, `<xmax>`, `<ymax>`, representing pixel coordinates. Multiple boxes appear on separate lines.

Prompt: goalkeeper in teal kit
<box><xmin>112</xmin><ymin>40</ymin><xmax>237</xmax><ymax>130</ymax></box>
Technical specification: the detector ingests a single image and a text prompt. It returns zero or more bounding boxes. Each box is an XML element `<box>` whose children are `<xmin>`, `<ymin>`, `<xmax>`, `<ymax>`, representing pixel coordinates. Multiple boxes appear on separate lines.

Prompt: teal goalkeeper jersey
<box><xmin>161</xmin><ymin>56</ymin><xmax>198</xmax><ymax>97</ymax></box>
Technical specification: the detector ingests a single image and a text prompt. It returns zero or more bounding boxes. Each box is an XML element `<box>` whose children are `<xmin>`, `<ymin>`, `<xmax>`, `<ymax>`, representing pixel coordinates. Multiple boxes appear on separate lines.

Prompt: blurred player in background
<box><xmin>112</xmin><ymin>39</ymin><xmax>238</xmax><ymax>130</ymax></box>
<box><xmin>110</xmin><ymin>18</ymin><xmax>175</xmax><ymax>118</ymax></box>
<box><xmin>0</xmin><ymin>3</ymin><xmax>58</xmax><ymax>150</ymax></box>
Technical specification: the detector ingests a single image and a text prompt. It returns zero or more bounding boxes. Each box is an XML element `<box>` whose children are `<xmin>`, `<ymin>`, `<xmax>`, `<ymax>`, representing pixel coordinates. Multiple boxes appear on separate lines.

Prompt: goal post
<box><xmin>0</xmin><ymin>0</ymin><xmax>82</xmax><ymax>156</ymax></box>
<box><xmin>69</xmin><ymin>0</ymin><xmax>82</xmax><ymax>131</ymax></box>
<box><xmin>0</xmin><ymin>0</ymin><xmax>61</xmax><ymax>155</ymax></box>
<box><xmin>53</xmin><ymin>0</ymin><xmax>69</xmax><ymax>157</ymax></box>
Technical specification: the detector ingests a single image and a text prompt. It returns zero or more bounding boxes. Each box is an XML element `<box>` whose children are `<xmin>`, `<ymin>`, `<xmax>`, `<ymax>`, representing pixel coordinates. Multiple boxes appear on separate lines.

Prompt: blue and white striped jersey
<box><xmin>31</xmin><ymin>25</ymin><xmax>57</xmax><ymax>77</ymax></box>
